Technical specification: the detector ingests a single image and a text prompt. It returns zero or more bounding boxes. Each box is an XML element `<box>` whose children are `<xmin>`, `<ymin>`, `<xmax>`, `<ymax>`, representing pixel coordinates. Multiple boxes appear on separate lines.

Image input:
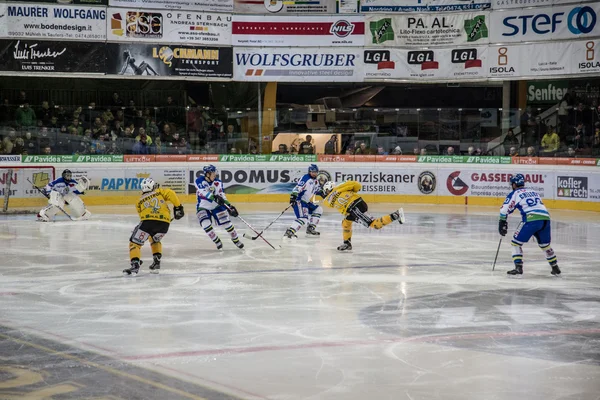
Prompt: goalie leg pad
<box><xmin>64</xmin><ymin>193</ymin><xmax>86</xmax><ymax>218</ymax></box>
<box><xmin>49</xmin><ymin>190</ymin><xmax>65</xmax><ymax>207</ymax></box>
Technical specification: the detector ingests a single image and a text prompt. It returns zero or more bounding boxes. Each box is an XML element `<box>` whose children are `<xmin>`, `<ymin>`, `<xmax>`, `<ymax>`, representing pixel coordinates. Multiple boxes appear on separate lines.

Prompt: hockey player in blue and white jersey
<box><xmin>284</xmin><ymin>164</ymin><xmax>324</xmax><ymax>238</ymax></box>
<box><xmin>37</xmin><ymin>169</ymin><xmax>91</xmax><ymax>222</ymax></box>
<box><xmin>499</xmin><ymin>173</ymin><xmax>561</xmax><ymax>277</ymax></box>
<box><xmin>195</xmin><ymin>165</ymin><xmax>244</xmax><ymax>250</ymax></box>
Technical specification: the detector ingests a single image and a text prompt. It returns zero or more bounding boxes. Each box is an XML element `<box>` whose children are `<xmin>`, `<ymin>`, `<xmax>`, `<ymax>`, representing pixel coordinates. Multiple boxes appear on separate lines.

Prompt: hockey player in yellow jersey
<box><xmin>322</xmin><ymin>181</ymin><xmax>405</xmax><ymax>251</ymax></box>
<box><xmin>123</xmin><ymin>178</ymin><xmax>185</xmax><ymax>276</ymax></box>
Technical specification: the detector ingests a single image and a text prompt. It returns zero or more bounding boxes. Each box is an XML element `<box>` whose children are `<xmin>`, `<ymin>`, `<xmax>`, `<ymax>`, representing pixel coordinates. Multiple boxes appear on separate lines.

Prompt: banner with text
<box><xmin>106</xmin><ymin>43</ymin><xmax>232</xmax><ymax>78</ymax></box>
<box><xmin>108</xmin><ymin>0</ymin><xmax>233</xmax><ymax>13</ymax></box>
<box><xmin>490</xmin><ymin>3</ymin><xmax>600</xmax><ymax>43</ymax></box>
<box><xmin>234</xmin><ymin>47</ymin><xmax>363</xmax><ymax>82</ymax></box>
<box><xmin>232</xmin><ymin>15</ymin><xmax>365</xmax><ymax>47</ymax></box>
<box><xmin>363</xmin><ymin>46</ymin><xmax>488</xmax><ymax>81</ymax></box>
<box><xmin>0</xmin><ymin>40</ymin><xmax>105</xmax><ymax>73</ymax></box>
<box><xmin>106</xmin><ymin>8</ymin><xmax>232</xmax><ymax>46</ymax></box>
<box><xmin>360</xmin><ymin>0</ymin><xmax>491</xmax><ymax>12</ymax></box>
<box><xmin>366</xmin><ymin>12</ymin><xmax>489</xmax><ymax>47</ymax></box>
<box><xmin>0</xmin><ymin>3</ymin><xmax>107</xmax><ymax>41</ymax></box>
<box><xmin>6</xmin><ymin>0</ymin><xmax>107</xmax><ymax>4</ymax></box>
<box><xmin>234</xmin><ymin>0</ymin><xmax>336</xmax><ymax>14</ymax></box>
<box><xmin>492</xmin><ymin>0</ymin><xmax>586</xmax><ymax>10</ymax></box>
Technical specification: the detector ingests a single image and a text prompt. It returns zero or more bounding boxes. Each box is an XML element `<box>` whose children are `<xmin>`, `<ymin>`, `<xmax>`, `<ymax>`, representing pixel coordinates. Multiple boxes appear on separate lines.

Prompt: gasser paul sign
<box><xmin>232</xmin><ymin>15</ymin><xmax>364</xmax><ymax>47</ymax></box>
<box><xmin>0</xmin><ymin>2</ymin><xmax>106</xmax><ymax>41</ymax></box>
<box><xmin>360</xmin><ymin>0</ymin><xmax>491</xmax><ymax>12</ymax></box>
<box><xmin>108</xmin><ymin>0</ymin><xmax>234</xmax><ymax>13</ymax></box>
<box><xmin>106</xmin><ymin>43</ymin><xmax>232</xmax><ymax>78</ymax></box>
<box><xmin>490</xmin><ymin>3</ymin><xmax>600</xmax><ymax>43</ymax></box>
<box><xmin>234</xmin><ymin>47</ymin><xmax>363</xmax><ymax>82</ymax></box>
<box><xmin>106</xmin><ymin>8</ymin><xmax>232</xmax><ymax>46</ymax></box>
<box><xmin>366</xmin><ymin>12</ymin><xmax>489</xmax><ymax>47</ymax></box>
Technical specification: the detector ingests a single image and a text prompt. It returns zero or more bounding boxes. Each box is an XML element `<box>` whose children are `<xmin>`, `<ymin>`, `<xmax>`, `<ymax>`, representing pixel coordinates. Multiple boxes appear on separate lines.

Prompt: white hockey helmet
<box><xmin>322</xmin><ymin>181</ymin><xmax>335</xmax><ymax>196</ymax></box>
<box><xmin>141</xmin><ymin>178</ymin><xmax>157</xmax><ymax>193</ymax></box>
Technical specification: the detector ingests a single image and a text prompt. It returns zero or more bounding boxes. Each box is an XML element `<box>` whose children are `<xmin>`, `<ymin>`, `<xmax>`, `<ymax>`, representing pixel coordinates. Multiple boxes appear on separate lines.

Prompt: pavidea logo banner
<box><xmin>367</xmin><ymin>12</ymin><xmax>489</xmax><ymax>47</ymax></box>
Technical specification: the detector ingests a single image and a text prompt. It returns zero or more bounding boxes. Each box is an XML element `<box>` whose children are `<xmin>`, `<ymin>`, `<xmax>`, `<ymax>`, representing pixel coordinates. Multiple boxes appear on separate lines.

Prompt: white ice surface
<box><xmin>1</xmin><ymin>205</ymin><xmax>600</xmax><ymax>400</ymax></box>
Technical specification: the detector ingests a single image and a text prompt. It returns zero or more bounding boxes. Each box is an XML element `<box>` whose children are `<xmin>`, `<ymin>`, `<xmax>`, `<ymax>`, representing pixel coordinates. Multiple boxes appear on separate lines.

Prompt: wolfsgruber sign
<box><xmin>367</xmin><ymin>12</ymin><xmax>489</xmax><ymax>47</ymax></box>
<box><xmin>360</xmin><ymin>0</ymin><xmax>491</xmax><ymax>12</ymax></box>
<box><xmin>108</xmin><ymin>0</ymin><xmax>233</xmax><ymax>13</ymax></box>
<box><xmin>0</xmin><ymin>40</ymin><xmax>105</xmax><ymax>73</ymax></box>
<box><xmin>232</xmin><ymin>15</ymin><xmax>364</xmax><ymax>47</ymax></box>
<box><xmin>106</xmin><ymin>8</ymin><xmax>231</xmax><ymax>46</ymax></box>
<box><xmin>106</xmin><ymin>43</ymin><xmax>232</xmax><ymax>78</ymax></box>
<box><xmin>0</xmin><ymin>3</ymin><xmax>106</xmax><ymax>41</ymax></box>
<box><xmin>234</xmin><ymin>47</ymin><xmax>363</xmax><ymax>82</ymax></box>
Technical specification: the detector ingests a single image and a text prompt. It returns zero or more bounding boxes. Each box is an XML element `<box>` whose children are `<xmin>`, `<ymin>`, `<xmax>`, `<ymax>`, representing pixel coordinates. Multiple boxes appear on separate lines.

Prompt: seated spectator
<box><xmin>2</xmin><ymin>129</ymin><xmax>16</xmax><ymax>154</ymax></box>
<box><xmin>135</xmin><ymin>129</ymin><xmax>153</xmax><ymax>146</ymax></box>
<box><xmin>123</xmin><ymin>126</ymin><xmax>135</xmax><ymax>140</ymax></box>
<box><xmin>106</xmin><ymin>140</ymin><xmax>122</xmax><ymax>155</ymax></box>
<box><xmin>43</xmin><ymin>146</ymin><xmax>52</xmax><ymax>155</ymax></box>
<box><xmin>15</xmin><ymin>102</ymin><xmax>36</xmax><ymax>127</ymax></box>
<box><xmin>508</xmin><ymin>146</ymin><xmax>519</xmax><ymax>157</ymax></box>
<box><xmin>134</xmin><ymin>109</ymin><xmax>146</xmax><ymax>130</ymax></box>
<box><xmin>299</xmin><ymin>135</ymin><xmax>314</xmax><ymax>154</ymax></box>
<box><xmin>169</xmin><ymin>132</ymin><xmax>190</xmax><ymax>154</ymax></box>
<box><xmin>392</xmin><ymin>146</ymin><xmax>402</xmax><ymax>155</ymax></box>
<box><xmin>148</xmin><ymin>120</ymin><xmax>159</xmax><ymax>137</ymax></box>
<box><xmin>48</xmin><ymin>116</ymin><xmax>60</xmax><ymax>130</ymax></box>
<box><xmin>91</xmin><ymin>134</ymin><xmax>108</xmax><ymax>154</ymax></box>
<box><xmin>503</xmin><ymin>128</ymin><xmax>519</xmax><ymax>148</ymax></box>
<box><xmin>420</xmin><ymin>148</ymin><xmax>427</xmax><ymax>156</ymax></box>
<box><xmin>132</xmin><ymin>134</ymin><xmax>152</xmax><ymax>154</ymax></box>
<box><xmin>37</xmin><ymin>101</ymin><xmax>53</xmax><ymax>126</ymax></box>
<box><xmin>526</xmin><ymin>146</ymin><xmax>536</xmax><ymax>156</ymax></box>
<box><xmin>345</xmin><ymin>148</ymin><xmax>354</xmax><ymax>155</ymax></box>
<box><xmin>91</xmin><ymin>117</ymin><xmax>103</xmax><ymax>134</ymax></box>
<box><xmin>557</xmin><ymin>147</ymin><xmax>577</xmax><ymax>157</ymax></box>
<box><xmin>355</xmin><ymin>142</ymin><xmax>369</xmax><ymax>155</ymax></box>
<box><xmin>273</xmin><ymin>144</ymin><xmax>289</xmax><ymax>154</ymax></box>
<box><xmin>467</xmin><ymin>146</ymin><xmax>476</xmax><ymax>155</ymax></box>
<box><xmin>68</xmin><ymin>119</ymin><xmax>83</xmax><ymax>136</ymax></box>
<box><xmin>540</xmin><ymin>127</ymin><xmax>560</xmax><ymax>155</ymax></box>
<box><xmin>446</xmin><ymin>146</ymin><xmax>455</xmax><ymax>155</ymax></box>
<box><xmin>230</xmin><ymin>147</ymin><xmax>239</xmax><ymax>154</ymax></box>
<box><xmin>112</xmin><ymin>120</ymin><xmax>124</xmax><ymax>138</ymax></box>
<box><xmin>23</xmin><ymin>131</ymin><xmax>37</xmax><ymax>154</ymax></box>
<box><xmin>162</xmin><ymin>123</ymin><xmax>173</xmax><ymax>141</ymax></box>
<box><xmin>377</xmin><ymin>146</ymin><xmax>388</xmax><ymax>155</ymax></box>
<box><xmin>11</xmin><ymin>137</ymin><xmax>25</xmax><ymax>155</ymax></box>
<box><xmin>74</xmin><ymin>140</ymin><xmax>90</xmax><ymax>155</ymax></box>
<box><xmin>102</xmin><ymin>108</ymin><xmax>114</xmax><ymax>125</ymax></box>
<box><xmin>413</xmin><ymin>148</ymin><xmax>419</xmax><ymax>155</ymax></box>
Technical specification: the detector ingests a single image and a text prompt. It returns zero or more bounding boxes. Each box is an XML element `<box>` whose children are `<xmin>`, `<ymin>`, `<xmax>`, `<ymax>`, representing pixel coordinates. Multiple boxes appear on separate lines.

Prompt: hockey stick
<box><xmin>243</xmin><ymin>204</ymin><xmax>292</xmax><ymax>240</ymax></box>
<box><xmin>225</xmin><ymin>206</ymin><xmax>278</xmax><ymax>250</ymax></box>
<box><xmin>28</xmin><ymin>178</ymin><xmax>75</xmax><ymax>221</ymax></box>
<box><xmin>492</xmin><ymin>237</ymin><xmax>502</xmax><ymax>271</ymax></box>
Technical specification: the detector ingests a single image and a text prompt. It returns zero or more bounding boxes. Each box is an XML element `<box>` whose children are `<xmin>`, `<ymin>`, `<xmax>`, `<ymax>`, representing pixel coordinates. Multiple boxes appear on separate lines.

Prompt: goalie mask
<box><xmin>62</xmin><ymin>169</ymin><xmax>72</xmax><ymax>181</ymax></box>
<box><xmin>141</xmin><ymin>178</ymin><xmax>157</xmax><ymax>193</ymax></box>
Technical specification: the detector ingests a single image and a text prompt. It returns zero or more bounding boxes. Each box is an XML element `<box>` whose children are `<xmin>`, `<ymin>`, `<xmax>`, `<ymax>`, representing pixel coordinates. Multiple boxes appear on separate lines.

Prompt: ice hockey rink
<box><xmin>1</xmin><ymin>204</ymin><xmax>599</xmax><ymax>400</ymax></box>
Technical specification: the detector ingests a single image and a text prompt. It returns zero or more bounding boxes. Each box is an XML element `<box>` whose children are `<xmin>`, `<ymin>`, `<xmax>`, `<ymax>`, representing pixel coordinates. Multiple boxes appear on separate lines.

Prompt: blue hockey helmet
<box><xmin>203</xmin><ymin>164</ymin><xmax>217</xmax><ymax>175</ymax></box>
<box><xmin>510</xmin><ymin>173</ymin><xmax>525</xmax><ymax>188</ymax></box>
<box><xmin>308</xmin><ymin>164</ymin><xmax>319</xmax><ymax>173</ymax></box>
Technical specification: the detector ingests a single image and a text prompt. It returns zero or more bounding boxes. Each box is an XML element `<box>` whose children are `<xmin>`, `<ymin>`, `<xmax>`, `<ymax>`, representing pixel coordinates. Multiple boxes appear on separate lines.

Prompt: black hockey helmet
<box><xmin>62</xmin><ymin>169</ymin><xmax>72</xmax><ymax>180</ymax></box>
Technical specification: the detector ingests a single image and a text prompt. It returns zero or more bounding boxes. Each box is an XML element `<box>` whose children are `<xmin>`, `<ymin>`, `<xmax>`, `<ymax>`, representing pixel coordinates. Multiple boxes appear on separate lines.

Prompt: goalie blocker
<box><xmin>38</xmin><ymin>169</ymin><xmax>91</xmax><ymax>222</ymax></box>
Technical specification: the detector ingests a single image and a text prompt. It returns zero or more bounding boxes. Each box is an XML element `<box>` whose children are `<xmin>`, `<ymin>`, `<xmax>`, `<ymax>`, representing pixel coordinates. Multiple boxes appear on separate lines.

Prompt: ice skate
<box><xmin>123</xmin><ymin>260</ymin><xmax>142</xmax><ymax>276</ymax></box>
<box><xmin>551</xmin><ymin>264</ymin><xmax>561</xmax><ymax>276</ymax></box>
<box><xmin>306</xmin><ymin>224</ymin><xmax>320</xmax><ymax>236</ymax></box>
<box><xmin>233</xmin><ymin>238</ymin><xmax>244</xmax><ymax>249</ymax></box>
<box><xmin>37</xmin><ymin>212</ymin><xmax>50</xmax><ymax>222</ymax></box>
<box><xmin>391</xmin><ymin>208</ymin><xmax>405</xmax><ymax>224</ymax></box>
<box><xmin>149</xmin><ymin>255</ymin><xmax>161</xmax><ymax>274</ymax></box>
<box><xmin>507</xmin><ymin>263</ymin><xmax>523</xmax><ymax>277</ymax></box>
<box><xmin>284</xmin><ymin>228</ymin><xmax>297</xmax><ymax>239</ymax></box>
<box><xmin>337</xmin><ymin>240</ymin><xmax>352</xmax><ymax>251</ymax></box>
<box><xmin>215</xmin><ymin>238</ymin><xmax>223</xmax><ymax>250</ymax></box>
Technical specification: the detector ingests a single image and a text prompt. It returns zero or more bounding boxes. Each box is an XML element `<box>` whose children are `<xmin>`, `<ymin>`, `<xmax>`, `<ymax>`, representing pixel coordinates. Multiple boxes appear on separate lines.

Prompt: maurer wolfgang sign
<box><xmin>0</xmin><ymin>40</ymin><xmax>105</xmax><ymax>73</ymax></box>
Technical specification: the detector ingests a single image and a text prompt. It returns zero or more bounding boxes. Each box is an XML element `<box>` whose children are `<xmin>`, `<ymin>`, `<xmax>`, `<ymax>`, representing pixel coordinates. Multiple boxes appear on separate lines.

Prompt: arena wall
<box><xmin>4</xmin><ymin>163</ymin><xmax>600</xmax><ymax>212</ymax></box>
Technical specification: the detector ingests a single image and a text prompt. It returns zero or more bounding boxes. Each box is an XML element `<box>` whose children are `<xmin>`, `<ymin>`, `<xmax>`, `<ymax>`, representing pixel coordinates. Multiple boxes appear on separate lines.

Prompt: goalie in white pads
<box><xmin>37</xmin><ymin>169</ymin><xmax>91</xmax><ymax>222</ymax></box>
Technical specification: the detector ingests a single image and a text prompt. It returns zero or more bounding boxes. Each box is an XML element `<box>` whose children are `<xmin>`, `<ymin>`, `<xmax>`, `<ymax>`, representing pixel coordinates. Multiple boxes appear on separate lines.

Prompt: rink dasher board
<box><xmin>4</xmin><ymin>162</ymin><xmax>600</xmax><ymax>211</ymax></box>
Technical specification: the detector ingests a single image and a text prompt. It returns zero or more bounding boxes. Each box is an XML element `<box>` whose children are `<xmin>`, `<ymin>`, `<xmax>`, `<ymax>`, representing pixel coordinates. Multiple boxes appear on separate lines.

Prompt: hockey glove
<box><xmin>227</xmin><ymin>205</ymin><xmax>239</xmax><ymax>218</ymax></box>
<box><xmin>289</xmin><ymin>192</ymin><xmax>298</xmax><ymax>205</ymax></box>
<box><xmin>498</xmin><ymin>220</ymin><xmax>508</xmax><ymax>236</ymax></box>
<box><xmin>215</xmin><ymin>195</ymin><xmax>226</xmax><ymax>206</ymax></box>
<box><xmin>174</xmin><ymin>205</ymin><xmax>185</xmax><ymax>220</ymax></box>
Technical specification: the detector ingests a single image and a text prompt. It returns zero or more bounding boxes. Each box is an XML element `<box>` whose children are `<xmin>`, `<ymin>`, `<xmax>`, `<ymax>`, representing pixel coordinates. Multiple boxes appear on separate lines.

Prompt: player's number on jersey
<box><xmin>526</xmin><ymin>198</ymin><xmax>542</xmax><ymax>207</ymax></box>
<box><xmin>144</xmin><ymin>198</ymin><xmax>159</xmax><ymax>212</ymax></box>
